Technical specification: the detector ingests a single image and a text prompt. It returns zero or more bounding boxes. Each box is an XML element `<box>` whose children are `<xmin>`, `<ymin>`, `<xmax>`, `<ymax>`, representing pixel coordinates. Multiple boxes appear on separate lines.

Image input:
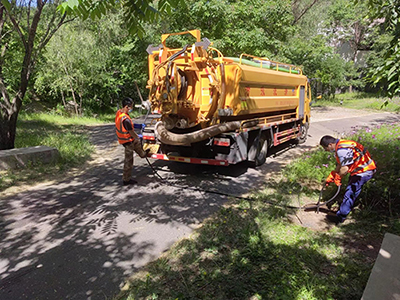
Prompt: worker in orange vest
<box><xmin>115</xmin><ymin>97</ymin><xmax>149</xmax><ymax>185</ymax></box>
<box><xmin>320</xmin><ymin>135</ymin><xmax>376</xmax><ymax>224</ymax></box>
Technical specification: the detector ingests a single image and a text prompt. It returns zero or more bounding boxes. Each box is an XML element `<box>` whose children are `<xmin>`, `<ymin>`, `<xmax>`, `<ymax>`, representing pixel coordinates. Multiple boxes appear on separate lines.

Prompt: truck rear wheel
<box><xmin>297</xmin><ymin>122</ymin><xmax>309</xmax><ymax>144</ymax></box>
<box><xmin>248</xmin><ymin>135</ymin><xmax>268</xmax><ymax>167</ymax></box>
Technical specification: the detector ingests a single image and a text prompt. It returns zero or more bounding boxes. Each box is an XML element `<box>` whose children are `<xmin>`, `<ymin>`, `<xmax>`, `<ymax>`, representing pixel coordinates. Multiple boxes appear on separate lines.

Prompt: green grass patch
<box><xmin>313</xmin><ymin>92</ymin><xmax>400</xmax><ymax>112</ymax></box>
<box><xmin>0</xmin><ymin>112</ymin><xmax>114</xmax><ymax>191</ymax></box>
<box><xmin>18</xmin><ymin>111</ymin><xmax>116</xmax><ymax>125</ymax></box>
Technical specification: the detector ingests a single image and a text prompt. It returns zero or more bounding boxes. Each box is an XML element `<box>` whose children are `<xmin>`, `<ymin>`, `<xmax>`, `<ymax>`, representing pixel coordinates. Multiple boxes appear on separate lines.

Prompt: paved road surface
<box><xmin>0</xmin><ymin>107</ymin><xmax>399</xmax><ymax>300</ymax></box>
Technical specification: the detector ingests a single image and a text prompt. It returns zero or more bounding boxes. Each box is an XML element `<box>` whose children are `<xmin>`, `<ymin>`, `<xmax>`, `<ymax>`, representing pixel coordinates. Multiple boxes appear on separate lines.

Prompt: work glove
<box><xmin>325</xmin><ymin>171</ymin><xmax>342</xmax><ymax>186</ymax></box>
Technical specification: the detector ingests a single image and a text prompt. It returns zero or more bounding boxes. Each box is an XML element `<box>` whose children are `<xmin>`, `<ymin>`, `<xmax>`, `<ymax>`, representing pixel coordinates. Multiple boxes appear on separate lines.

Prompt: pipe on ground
<box><xmin>155</xmin><ymin>121</ymin><xmax>241</xmax><ymax>146</ymax></box>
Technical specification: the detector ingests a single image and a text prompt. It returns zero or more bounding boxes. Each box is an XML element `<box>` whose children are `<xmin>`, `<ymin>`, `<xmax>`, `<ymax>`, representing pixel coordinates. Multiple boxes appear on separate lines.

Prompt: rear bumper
<box><xmin>149</xmin><ymin>153</ymin><xmax>229</xmax><ymax>166</ymax></box>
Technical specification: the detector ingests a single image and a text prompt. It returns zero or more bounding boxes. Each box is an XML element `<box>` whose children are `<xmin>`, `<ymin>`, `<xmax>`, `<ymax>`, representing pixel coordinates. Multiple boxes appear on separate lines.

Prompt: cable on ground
<box><xmin>143</xmin><ymin>156</ymin><xmax>339</xmax><ymax>211</ymax></box>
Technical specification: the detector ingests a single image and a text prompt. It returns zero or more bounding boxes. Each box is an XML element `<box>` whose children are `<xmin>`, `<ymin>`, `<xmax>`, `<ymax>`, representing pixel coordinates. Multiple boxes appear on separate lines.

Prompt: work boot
<box><xmin>325</xmin><ymin>214</ymin><xmax>344</xmax><ymax>225</ymax></box>
<box><xmin>123</xmin><ymin>179</ymin><xmax>137</xmax><ymax>186</ymax></box>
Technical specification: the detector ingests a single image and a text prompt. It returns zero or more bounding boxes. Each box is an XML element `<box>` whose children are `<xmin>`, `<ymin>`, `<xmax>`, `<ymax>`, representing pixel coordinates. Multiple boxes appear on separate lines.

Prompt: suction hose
<box><xmin>154</xmin><ymin>121</ymin><xmax>241</xmax><ymax>146</ymax></box>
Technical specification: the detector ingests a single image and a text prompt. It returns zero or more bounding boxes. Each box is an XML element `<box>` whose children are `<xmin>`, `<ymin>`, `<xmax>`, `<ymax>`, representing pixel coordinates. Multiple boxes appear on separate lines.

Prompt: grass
<box><xmin>117</xmin><ymin>117</ymin><xmax>400</xmax><ymax>300</ymax></box>
<box><xmin>118</xmin><ymin>200</ymin><xmax>399</xmax><ymax>299</ymax></box>
<box><xmin>0</xmin><ymin>111</ymin><xmax>114</xmax><ymax>192</ymax></box>
<box><xmin>313</xmin><ymin>92</ymin><xmax>400</xmax><ymax>112</ymax></box>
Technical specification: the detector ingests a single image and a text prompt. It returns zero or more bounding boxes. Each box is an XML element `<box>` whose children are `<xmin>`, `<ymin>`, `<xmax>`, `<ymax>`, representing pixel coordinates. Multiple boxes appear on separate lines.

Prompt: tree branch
<box><xmin>38</xmin><ymin>14</ymin><xmax>73</xmax><ymax>52</ymax></box>
<box><xmin>0</xmin><ymin>78</ymin><xmax>11</xmax><ymax>108</ymax></box>
<box><xmin>32</xmin><ymin>14</ymin><xmax>74</xmax><ymax>68</ymax></box>
<box><xmin>5</xmin><ymin>8</ymin><xmax>27</xmax><ymax>50</ymax></box>
<box><xmin>292</xmin><ymin>0</ymin><xmax>320</xmax><ymax>25</ymax></box>
<box><xmin>14</xmin><ymin>0</ymin><xmax>44</xmax><ymax>111</ymax></box>
<box><xmin>0</xmin><ymin>4</ymin><xmax>11</xmax><ymax>112</ymax></box>
<box><xmin>1</xmin><ymin>29</ymin><xmax>13</xmax><ymax>40</ymax></box>
<box><xmin>27</xmin><ymin>0</ymin><xmax>33</xmax><ymax>29</ymax></box>
<box><xmin>0</xmin><ymin>5</ymin><xmax>5</xmax><ymax>45</ymax></box>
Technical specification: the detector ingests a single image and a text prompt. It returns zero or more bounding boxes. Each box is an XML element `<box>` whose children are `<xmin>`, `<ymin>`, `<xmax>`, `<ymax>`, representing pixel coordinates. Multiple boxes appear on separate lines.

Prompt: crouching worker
<box><xmin>115</xmin><ymin>97</ymin><xmax>149</xmax><ymax>185</ymax></box>
<box><xmin>320</xmin><ymin>135</ymin><xmax>376</xmax><ymax>224</ymax></box>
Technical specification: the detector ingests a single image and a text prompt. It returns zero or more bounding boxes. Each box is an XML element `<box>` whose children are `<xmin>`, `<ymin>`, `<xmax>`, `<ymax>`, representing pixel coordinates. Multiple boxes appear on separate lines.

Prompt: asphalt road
<box><xmin>0</xmin><ymin>107</ymin><xmax>399</xmax><ymax>300</ymax></box>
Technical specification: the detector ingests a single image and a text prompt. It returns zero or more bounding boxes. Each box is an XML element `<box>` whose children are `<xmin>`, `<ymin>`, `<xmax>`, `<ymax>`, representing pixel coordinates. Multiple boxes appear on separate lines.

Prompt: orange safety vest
<box><xmin>335</xmin><ymin>139</ymin><xmax>376</xmax><ymax>176</ymax></box>
<box><xmin>115</xmin><ymin>110</ymin><xmax>134</xmax><ymax>144</ymax></box>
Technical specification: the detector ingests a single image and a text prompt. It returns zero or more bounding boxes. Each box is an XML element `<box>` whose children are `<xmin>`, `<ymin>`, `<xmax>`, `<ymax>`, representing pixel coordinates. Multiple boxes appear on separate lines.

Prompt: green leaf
<box><xmin>388</xmin><ymin>81</ymin><xmax>396</xmax><ymax>89</ymax></box>
<box><xmin>67</xmin><ymin>0</ymin><xmax>80</xmax><ymax>9</ymax></box>
<box><xmin>99</xmin><ymin>2</ymin><xmax>106</xmax><ymax>15</ymax></box>
<box><xmin>387</xmin><ymin>64</ymin><xmax>397</xmax><ymax>75</ymax></box>
<box><xmin>57</xmin><ymin>2</ymin><xmax>69</xmax><ymax>14</ymax></box>
<box><xmin>1</xmin><ymin>0</ymin><xmax>11</xmax><ymax>11</ymax></box>
<box><xmin>388</xmin><ymin>71</ymin><xmax>397</xmax><ymax>81</ymax></box>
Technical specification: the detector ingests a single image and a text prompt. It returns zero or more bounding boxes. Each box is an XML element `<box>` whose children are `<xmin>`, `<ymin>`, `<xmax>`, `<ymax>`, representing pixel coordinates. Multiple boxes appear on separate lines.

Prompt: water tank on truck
<box><xmin>139</xmin><ymin>30</ymin><xmax>311</xmax><ymax>167</ymax></box>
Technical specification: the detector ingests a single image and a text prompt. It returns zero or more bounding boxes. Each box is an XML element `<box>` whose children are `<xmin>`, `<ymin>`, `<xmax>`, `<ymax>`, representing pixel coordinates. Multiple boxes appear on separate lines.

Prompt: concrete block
<box><xmin>0</xmin><ymin>146</ymin><xmax>59</xmax><ymax>170</ymax></box>
<box><xmin>362</xmin><ymin>232</ymin><xmax>400</xmax><ymax>300</ymax></box>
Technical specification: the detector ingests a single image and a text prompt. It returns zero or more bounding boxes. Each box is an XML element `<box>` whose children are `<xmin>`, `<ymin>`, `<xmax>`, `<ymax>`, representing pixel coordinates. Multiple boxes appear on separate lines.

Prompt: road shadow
<box><xmin>0</xmin><ymin>144</ymin><xmax>265</xmax><ymax>299</ymax></box>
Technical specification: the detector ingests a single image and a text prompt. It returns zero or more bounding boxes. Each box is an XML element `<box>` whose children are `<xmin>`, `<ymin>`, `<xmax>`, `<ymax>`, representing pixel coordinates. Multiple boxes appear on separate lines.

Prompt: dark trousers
<box><xmin>337</xmin><ymin>173</ymin><xmax>374</xmax><ymax>221</ymax></box>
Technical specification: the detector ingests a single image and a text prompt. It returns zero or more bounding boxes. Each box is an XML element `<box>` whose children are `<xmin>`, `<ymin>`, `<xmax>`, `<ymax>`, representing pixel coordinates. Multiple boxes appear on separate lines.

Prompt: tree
<box><xmin>291</xmin><ymin>0</ymin><xmax>322</xmax><ymax>25</ymax></box>
<box><xmin>163</xmin><ymin>0</ymin><xmax>295</xmax><ymax>59</ymax></box>
<box><xmin>361</xmin><ymin>0</ymin><xmax>400</xmax><ymax>96</ymax></box>
<box><xmin>35</xmin><ymin>17</ymin><xmax>120</xmax><ymax>115</ymax></box>
<box><xmin>287</xmin><ymin>34</ymin><xmax>348</xmax><ymax>97</ymax></box>
<box><xmin>0</xmin><ymin>0</ymin><xmax>183</xmax><ymax>150</ymax></box>
<box><xmin>326</xmin><ymin>0</ymin><xmax>373</xmax><ymax>62</ymax></box>
<box><xmin>35</xmin><ymin>15</ymin><xmax>161</xmax><ymax>114</ymax></box>
<box><xmin>0</xmin><ymin>0</ymin><xmax>71</xmax><ymax>150</ymax></box>
<box><xmin>58</xmin><ymin>0</ymin><xmax>185</xmax><ymax>37</ymax></box>
<box><xmin>325</xmin><ymin>0</ymin><xmax>380</xmax><ymax>93</ymax></box>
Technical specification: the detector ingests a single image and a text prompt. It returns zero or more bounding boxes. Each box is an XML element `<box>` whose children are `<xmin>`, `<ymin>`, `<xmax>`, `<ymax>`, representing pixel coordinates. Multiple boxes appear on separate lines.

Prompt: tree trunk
<box><xmin>60</xmin><ymin>59</ymin><xmax>79</xmax><ymax>115</ymax></box>
<box><xmin>78</xmin><ymin>92</ymin><xmax>83</xmax><ymax>116</ymax></box>
<box><xmin>70</xmin><ymin>90</ymin><xmax>78</xmax><ymax>115</ymax></box>
<box><xmin>0</xmin><ymin>1</ymin><xmax>70</xmax><ymax>150</ymax></box>
<box><xmin>61</xmin><ymin>90</ymin><xmax>66</xmax><ymax>107</ymax></box>
<box><xmin>0</xmin><ymin>110</ymin><xmax>18</xmax><ymax>150</ymax></box>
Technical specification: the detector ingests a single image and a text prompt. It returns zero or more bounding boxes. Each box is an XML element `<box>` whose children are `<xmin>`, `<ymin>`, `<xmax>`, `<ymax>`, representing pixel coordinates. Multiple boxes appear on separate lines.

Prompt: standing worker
<box><xmin>320</xmin><ymin>135</ymin><xmax>376</xmax><ymax>224</ymax></box>
<box><xmin>115</xmin><ymin>97</ymin><xmax>149</xmax><ymax>185</ymax></box>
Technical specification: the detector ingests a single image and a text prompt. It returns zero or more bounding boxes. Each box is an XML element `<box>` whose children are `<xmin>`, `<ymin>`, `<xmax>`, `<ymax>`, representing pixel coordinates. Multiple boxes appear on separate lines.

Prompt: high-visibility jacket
<box><xmin>335</xmin><ymin>139</ymin><xmax>376</xmax><ymax>176</ymax></box>
<box><xmin>115</xmin><ymin>110</ymin><xmax>134</xmax><ymax>144</ymax></box>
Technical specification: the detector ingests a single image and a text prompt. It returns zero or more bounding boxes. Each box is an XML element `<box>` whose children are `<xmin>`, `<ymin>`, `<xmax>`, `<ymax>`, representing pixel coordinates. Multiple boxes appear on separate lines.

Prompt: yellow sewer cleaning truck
<box><xmin>140</xmin><ymin>30</ymin><xmax>311</xmax><ymax>167</ymax></box>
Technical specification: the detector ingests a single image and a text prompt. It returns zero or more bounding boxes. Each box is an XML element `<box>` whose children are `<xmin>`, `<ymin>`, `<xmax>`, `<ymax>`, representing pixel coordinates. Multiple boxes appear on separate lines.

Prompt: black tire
<box><xmin>248</xmin><ymin>135</ymin><xmax>268</xmax><ymax>167</ymax></box>
<box><xmin>297</xmin><ymin>122</ymin><xmax>309</xmax><ymax>144</ymax></box>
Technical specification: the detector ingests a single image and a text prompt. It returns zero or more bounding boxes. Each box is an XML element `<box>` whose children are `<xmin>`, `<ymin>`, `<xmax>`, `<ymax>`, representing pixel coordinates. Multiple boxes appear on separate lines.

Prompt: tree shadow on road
<box><xmin>0</xmin><ymin>148</ymin><xmax>267</xmax><ymax>299</ymax></box>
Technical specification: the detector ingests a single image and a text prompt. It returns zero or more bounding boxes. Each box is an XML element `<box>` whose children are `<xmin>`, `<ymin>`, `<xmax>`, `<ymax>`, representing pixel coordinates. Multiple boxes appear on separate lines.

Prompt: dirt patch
<box><xmin>290</xmin><ymin>208</ymin><xmax>339</xmax><ymax>231</ymax></box>
<box><xmin>343</xmin><ymin>237</ymin><xmax>382</xmax><ymax>262</ymax></box>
